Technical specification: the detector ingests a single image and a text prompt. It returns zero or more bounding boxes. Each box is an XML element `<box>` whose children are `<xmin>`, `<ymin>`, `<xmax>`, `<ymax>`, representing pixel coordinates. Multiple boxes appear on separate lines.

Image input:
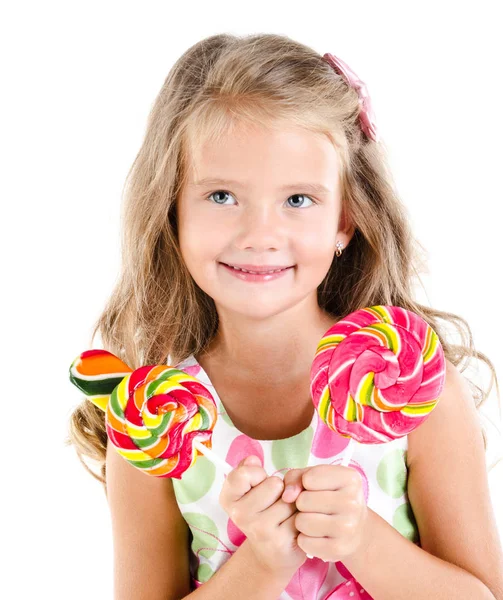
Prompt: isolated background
<box><xmin>2</xmin><ymin>1</ymin><xmax>502</xmax><ymax>598</ymax></box>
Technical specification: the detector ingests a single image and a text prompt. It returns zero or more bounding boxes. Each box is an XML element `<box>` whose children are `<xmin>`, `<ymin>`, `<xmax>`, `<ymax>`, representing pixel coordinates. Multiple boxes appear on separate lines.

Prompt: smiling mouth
<box><xmin>220</xmin><ymin>263</ymin><xmax>294</xmax><ymax>274</ymax></box>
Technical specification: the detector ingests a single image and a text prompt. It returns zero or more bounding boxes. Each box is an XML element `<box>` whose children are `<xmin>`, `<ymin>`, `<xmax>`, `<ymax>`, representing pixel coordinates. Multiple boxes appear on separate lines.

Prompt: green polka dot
<box><xmin>377</xmin><ymin>449</ymin><xmax>408</xmax><ymax>498</ymax></box>
<box><xmin>271</xmin><ymin>426</ymin><xmax>313</xmax><ymax>472</ymax></box>
<box><xmin>393</xmin><ymin>502</ymin><xmax>419</xmax><ymax>543</ymax></box>
<box><xmin>173</xmin><ymin>456</ymin><xmax>216</xmax><ymax>504</ymax></box>
<box><xmin>197</xmin><ymin>563</ymin><xmax>214</xmax><ymax>583</ymax></box>
<box><xmin>219</xmin><ymin>401</ymin><xmax>234</xmax><ymax>427</ymax></box>
<box><xmin>183</xmin><ymin>512</ymin><xmax>220</xmax><ymax>559</ymax></box>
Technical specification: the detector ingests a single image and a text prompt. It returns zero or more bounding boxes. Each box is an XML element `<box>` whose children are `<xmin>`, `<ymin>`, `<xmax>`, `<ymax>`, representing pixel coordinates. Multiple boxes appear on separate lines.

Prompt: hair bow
<box><xmin>323</xmin><ymin>52</ymin><xmax>379</xmax><ymax>143</ymax></box>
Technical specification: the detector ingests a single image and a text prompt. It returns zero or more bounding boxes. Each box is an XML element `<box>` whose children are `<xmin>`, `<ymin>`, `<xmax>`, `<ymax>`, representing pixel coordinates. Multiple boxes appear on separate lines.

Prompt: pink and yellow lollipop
<box><xmin>311</xmin><ymin>305</ymin><xmax>446</xmax><ymax>465</ymax></box>
<box><xmin>69</xmin><ymin>349</ymin><xmax>231</xmax><ymax>478</ymax></box>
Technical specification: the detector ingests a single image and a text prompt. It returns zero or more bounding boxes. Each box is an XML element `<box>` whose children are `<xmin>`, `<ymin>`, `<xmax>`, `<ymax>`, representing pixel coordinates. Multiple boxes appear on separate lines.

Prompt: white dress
<box><xmin>171</xmin><ymin>354</ymin><xmax>420</xmax><ymax>600</ymax></box>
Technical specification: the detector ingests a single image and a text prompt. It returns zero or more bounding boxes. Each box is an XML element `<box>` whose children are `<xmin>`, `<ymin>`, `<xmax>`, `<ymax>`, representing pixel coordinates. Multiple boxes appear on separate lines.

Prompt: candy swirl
<box><xmin>69</xmin><ymin>349</ymin><xmax>218</xmax><ymax>478</ymax></box>
<box><xmin>310</xmin><ymin>305</ymin><xmax>446</xmax><ymax>443</ymax></box>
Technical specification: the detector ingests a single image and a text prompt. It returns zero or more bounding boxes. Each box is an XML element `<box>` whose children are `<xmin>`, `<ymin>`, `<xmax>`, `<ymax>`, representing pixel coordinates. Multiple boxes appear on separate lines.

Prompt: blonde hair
<box><xmin>65</xmin><ymin>32</ymin><xmax>501</xmax><ymax>490</ymax></box>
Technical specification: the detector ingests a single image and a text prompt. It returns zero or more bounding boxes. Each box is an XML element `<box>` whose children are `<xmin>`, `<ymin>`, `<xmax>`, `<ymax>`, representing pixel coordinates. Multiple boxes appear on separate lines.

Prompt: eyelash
<box><xmin>205</xmin><ymin>190</ymin><xmax>318</xmax><ymax>208</ymax></box>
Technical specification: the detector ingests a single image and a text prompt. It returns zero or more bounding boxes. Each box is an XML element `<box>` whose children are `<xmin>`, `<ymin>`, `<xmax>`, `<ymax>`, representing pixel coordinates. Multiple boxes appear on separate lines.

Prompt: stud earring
<box><xmin>335</xmin><ymin>240</ymin><xmax>344</xmax><ymax>257</ymax></box>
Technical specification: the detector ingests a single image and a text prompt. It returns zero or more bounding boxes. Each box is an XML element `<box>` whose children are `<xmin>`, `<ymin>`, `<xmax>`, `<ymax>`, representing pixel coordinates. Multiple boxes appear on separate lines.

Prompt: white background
<box><xmin>2</xmin><ymin>1</ymin><xmax>502</xmax><ymax>598</ymax></box>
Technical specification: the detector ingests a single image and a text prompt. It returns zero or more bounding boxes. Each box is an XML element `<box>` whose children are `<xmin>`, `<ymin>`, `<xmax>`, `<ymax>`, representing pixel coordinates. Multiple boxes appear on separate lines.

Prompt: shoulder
<box><xmin>406</xmin><ymin>359</ymin><xmax>503</xmax><ymax>593</ymax></box>
<box><xmin>407</xmin><ymin>359</ymin><xmax>484</xmax><ymax>468</ymax></box>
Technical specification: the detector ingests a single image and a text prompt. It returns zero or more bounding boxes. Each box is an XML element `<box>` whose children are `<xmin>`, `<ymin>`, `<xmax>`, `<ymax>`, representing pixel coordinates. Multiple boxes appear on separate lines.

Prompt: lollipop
<box><xmin>305</xmin><ymin>305</ymin><xmax>446</xmax><ymax>561</ymax></box>
<box><xmin>311</xmin><ymin>305</ymin><xmax>446</xmax><ymax>467</ymax></box>
<box><xmin>69</xmin><ymin>349</ymin><xmax>232</xmax><ymax>478</ymax></box>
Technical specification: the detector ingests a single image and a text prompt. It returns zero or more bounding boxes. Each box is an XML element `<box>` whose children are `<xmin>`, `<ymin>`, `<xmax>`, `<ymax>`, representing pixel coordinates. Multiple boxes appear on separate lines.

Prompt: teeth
<box><xmin>230</xmin><ymin>266</ymin><xmax>284</xmax><ymax>274</ymax></box>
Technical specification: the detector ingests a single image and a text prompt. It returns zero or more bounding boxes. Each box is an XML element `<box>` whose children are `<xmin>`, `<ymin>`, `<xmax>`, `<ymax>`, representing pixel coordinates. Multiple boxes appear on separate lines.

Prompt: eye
<box><xmin>207</xmin><ymin>190</ymin><xmax>236</xmax><ymax>205</ymax></box>
<box><xmin>206</xmin><ymin>190</ymin><xmax>316</xmax><ymax>208</ymax></box>
<box><xmin>286</xmin><ymin>194</ymin><xmax>315</xmax><ymax>208</ymax></box>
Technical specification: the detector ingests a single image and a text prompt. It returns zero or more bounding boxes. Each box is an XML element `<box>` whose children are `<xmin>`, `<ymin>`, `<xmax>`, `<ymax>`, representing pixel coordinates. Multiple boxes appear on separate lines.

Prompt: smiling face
<box><xmin>177</xmin><ymin>121</ymin><xmax>350</xmax><ymax>321</ymax></box>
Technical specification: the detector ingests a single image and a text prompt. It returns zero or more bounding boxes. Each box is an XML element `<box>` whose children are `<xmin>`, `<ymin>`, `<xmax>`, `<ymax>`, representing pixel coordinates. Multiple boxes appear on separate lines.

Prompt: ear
<box><xmin>337</xmin><ymin>207</ymin><xmax>355</xmax><ymax>248</ymax></box>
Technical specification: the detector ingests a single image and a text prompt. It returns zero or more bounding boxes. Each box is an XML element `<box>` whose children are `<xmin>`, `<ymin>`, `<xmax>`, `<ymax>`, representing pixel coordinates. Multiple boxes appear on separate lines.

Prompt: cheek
<box><xmin>296</xmin><ymin>224</ymin><xmax>337</xmax><ymax>272</ymax></box>
<box><xmin>178</xmin><ymin>210</ymin><xmax>215</xmax><ymax>262</ymax></box>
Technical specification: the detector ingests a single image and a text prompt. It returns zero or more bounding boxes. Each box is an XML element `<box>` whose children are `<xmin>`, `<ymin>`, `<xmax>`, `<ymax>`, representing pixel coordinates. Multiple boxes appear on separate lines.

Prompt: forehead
<box><xmin>185</xmin><ymin>122</ymin><xmax>340</xmax><ymax>190</ymax></box>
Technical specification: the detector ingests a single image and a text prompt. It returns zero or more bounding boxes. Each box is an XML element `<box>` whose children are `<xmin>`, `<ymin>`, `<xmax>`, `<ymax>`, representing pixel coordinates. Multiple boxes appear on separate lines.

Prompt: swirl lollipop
<box><xmin>311</xmin><ymin>305</ymin><xmax>446</xmax><ymax>467</ymax></box>
<box><xmin>69</xmin><ymin>349</ymin><xmax>232</xmax><ymax>478</ymax></box>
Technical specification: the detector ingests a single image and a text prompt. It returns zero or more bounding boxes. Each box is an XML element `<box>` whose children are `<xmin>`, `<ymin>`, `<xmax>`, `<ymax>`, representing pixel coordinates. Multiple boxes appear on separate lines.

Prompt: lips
<box><xmin>220</xmin><ymin>262</ymin><xmax>293</xmax><ymax>274</ymax></box>
<box><xmin>220</xmin><ymin>262</ymin><xmax>293</xmax><ymax>283</ymax></box>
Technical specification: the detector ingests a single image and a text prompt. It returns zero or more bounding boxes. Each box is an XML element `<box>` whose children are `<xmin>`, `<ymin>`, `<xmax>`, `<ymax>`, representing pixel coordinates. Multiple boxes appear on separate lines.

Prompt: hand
<box><xmin>281</xmin><ymin>464</ymin><xmax>368</xmax><ymax>563</ymax></box>
<box><xmin>219</xmin><ymin>455</ymin><xmax>307</xmax><ymax>576</ymax></box>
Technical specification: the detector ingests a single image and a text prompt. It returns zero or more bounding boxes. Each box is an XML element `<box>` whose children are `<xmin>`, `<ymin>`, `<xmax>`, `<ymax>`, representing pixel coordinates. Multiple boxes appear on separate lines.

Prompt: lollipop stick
<box><xmin>194</xmin><ymin>440</ymin><xmax>233</xmax><ymax>475</ymax></box>
<box><xmin>340</xmin><ymin>437</ymin><xmax>356</xmax><ymax>468</ymax></box>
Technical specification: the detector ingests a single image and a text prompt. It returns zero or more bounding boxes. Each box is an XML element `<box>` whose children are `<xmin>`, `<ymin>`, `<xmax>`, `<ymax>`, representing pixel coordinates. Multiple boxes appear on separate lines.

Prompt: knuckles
<box><xmin>268</xmin><ymin>475</ymin><xmax>285</xmax><ymax>492</ymax></box>
<box><xmin>300</xmin><ymin>465</ymin><xmax>363</xmax><ymax>490</ymax></box>
<box><xmin>231</xmin><ymin>466</ymin><xmax>253</xmax><ymax>485</ymax></box>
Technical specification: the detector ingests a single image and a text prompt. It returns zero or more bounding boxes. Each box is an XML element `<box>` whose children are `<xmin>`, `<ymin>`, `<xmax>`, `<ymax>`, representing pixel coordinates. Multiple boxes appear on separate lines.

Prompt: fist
<box><xmin>281</xmin><ymin>464</ymin><xmax>368</xmax><ymax>562</ymax></box>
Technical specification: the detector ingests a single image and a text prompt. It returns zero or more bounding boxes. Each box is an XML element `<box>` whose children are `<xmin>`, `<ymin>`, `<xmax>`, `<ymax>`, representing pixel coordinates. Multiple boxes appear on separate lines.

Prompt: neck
<box><xmin>201</xmin><ymin>294</ymin><xmax>337</xmax><ymax>384</ymax></box>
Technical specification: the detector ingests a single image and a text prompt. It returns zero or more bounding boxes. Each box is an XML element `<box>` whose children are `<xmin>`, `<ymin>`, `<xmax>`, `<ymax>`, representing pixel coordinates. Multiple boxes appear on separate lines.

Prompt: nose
<box><xmin>234</xmin><ymin>203</ymin><xmax>285</xmax><ymax>251</ymax></box>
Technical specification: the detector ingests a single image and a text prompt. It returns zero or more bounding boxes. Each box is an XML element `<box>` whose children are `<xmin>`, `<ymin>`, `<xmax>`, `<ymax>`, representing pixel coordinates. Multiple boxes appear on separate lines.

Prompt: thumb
<box><xmin>282</xmin><ymin>467</ymin><xmax>308</xmax><ymax>503</ymax></box>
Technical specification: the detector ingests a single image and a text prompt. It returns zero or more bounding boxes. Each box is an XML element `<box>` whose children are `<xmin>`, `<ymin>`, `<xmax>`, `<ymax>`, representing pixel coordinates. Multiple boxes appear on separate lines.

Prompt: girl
<box><xmin>67</xmin><ymin>33</ymin><xmax>503</xmax><ymax>599</ymax></box>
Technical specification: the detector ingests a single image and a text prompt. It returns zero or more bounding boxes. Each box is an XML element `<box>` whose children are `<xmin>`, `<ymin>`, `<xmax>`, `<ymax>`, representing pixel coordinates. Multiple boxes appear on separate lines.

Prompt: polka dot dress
<box><xmin>171</xmin><ymin>354</ymin><xmax>420</xmax><ymax>599</ymax></box>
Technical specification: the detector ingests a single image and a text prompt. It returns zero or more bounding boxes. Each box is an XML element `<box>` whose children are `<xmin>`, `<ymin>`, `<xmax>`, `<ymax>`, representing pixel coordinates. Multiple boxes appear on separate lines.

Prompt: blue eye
<box><xmin>206</xmin><ymin>190</ymin><xmax>316</xmax><ymax>207</ymax></box>
<box><xmin>287</xmin><ymin>194</ymin><xmax>315</xmax><ymax>208</ymax></box>
<box><xmin>207</xmin><ymin>190</ymin><xmax>235</xmax><ymax>205</ymax></box>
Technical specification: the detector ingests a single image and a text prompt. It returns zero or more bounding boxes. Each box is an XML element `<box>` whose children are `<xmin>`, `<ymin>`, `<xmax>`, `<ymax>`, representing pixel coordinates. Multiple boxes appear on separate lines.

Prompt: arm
<box><xmin>181</xmin><ymin>539</ymin><xmax>296</xmax><ymax>599</ymax></box>
<box><xmin>342</xmin><ymin>360</ymin><xmax>503</xmax><ymax>600</ymax></box>
<box><xmin>107</xmin><ymin>441</ymin><xmax>299</xmax><ymax>600</ymax></box>
<box><xmin>105</xmin><ymin>441</ymin><xmax>192</xmax><ymax>599</ymax></box>
<box><xmin>344</xmin><ymin>507</ymin><xmax>497</xmax><ymax>599</ymax></box>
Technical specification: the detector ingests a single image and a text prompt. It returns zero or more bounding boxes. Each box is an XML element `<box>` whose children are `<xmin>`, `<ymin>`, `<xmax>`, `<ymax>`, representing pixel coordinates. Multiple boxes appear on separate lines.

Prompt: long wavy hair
<box><xmin>65</xmin><ymin>32</ymin><xmax>501</xmax><ymax>490</ymax></box>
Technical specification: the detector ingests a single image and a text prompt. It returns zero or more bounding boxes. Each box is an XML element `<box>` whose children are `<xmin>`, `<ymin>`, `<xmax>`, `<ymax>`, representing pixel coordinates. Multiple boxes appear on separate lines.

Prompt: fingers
<box><xmin>281</xmin><ymin>467</ymin><xmax>309</xmax><ymax>504</ymax></box>
<box><xmin>296</xmin><ymin>487</ymin><xmax>363</xmax><ymax>514</ymax></box>
<box><xmin>281</xmin><ymin>464</ymin><xmax>363</xmax><ymax>504</ymax></box>
<box><xmin>242</xmin><ymin>455</ymin><xmax>262</xmax><ymax>468</ymax></box>
<box><xmin>219</xmin><ymin>456</ymin><xmax>268</xmax><ymax>507</ymax></box>
<box><xmin>279</xmin><ymin>509</ymin><xmax>305</xmax><ymax>546</ymax></box>
<box><xmin>237</xmin><ymin>474</ymin><xmax>286</xmax><ymax>514</ymax></box>
<box><xmin>282</xmin><ymin>483</ymin><xmax>303</xmax><ymax>504</ymax></box>
<box><xmin>301</xmin><ymin>465</ymin><xmax>362</xmax><ymax>491</ymax></box>
<box><xmin>254</xmin><ymin>498</ymin><xmax>298</xmax><ymax>535</ymax></box>
<box><xmin>225</xmin><ymin>476</ymin><xmax>295</xmax><ymax>538</ymax></box>
<box><xmin>296</xmin><ymin>511</ymin><xmax>364</xmax><ymax>542</ymax></box>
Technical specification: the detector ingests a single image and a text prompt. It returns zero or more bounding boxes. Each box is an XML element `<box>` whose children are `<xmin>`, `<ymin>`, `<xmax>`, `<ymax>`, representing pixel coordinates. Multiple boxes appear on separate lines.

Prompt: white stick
<box><xmin>194</xmin><ymin>439</ymin><xmax>233</xmax><ymax>475</ymax></box>
<box><xmin>306</xmin><ymin>437</ymin><xmax>357</xmax><ymax>560</ymax></box>
<box><xmin>340</xmin><ymin>437</ymin><xmax>356</xmax><ymax>467</ymax></box>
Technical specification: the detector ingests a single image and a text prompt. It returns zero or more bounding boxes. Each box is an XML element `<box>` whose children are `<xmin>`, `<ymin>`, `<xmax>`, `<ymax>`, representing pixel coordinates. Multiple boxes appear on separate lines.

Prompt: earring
<box><xmin>335</xmin><ymin>240</ymin><xmax>344</xmax><ymax>257</ymax></box>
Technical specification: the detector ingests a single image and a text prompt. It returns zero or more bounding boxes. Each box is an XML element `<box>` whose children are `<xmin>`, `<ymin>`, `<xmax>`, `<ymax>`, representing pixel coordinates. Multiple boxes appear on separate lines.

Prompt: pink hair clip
<box><xmin>323</xmin><ymin>52</ymin><xmax>379</xmax><ymax>143</ymax></box>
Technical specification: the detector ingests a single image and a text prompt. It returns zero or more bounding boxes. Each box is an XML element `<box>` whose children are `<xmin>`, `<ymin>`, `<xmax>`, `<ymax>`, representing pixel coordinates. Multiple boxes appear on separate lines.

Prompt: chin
<box><xmin>214</xmin><ymin>295</ymin><xmax>303</xmax><ymax>322</ymax></box>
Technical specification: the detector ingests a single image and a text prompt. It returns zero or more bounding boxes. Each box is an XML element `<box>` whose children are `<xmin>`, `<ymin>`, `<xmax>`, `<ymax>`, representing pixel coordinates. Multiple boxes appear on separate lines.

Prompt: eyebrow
<box><xmin>191</xmin><ymin>177</ymin><xmax>332</xmax><ymax>195</ymax></box>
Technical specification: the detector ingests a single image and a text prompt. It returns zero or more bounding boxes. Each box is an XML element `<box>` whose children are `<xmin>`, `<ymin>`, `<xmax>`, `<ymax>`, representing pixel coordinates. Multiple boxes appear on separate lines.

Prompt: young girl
<box><xmin>67</xmin><ymin>33</ymin><xmax>503</xmax><ymax>599</ymax></box>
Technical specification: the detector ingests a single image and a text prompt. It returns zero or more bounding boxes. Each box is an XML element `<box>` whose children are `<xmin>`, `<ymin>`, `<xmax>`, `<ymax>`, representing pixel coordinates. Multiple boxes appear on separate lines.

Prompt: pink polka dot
<box><xmin>312</xmin><ymin>412</ymin><xmax>351</xmax><ymax>459</ymax></box>
<box><xmin>183</xmin><ymin>364</ymin><xmax>202</xmax><ymax>377</ymax></box>
<box><xmin>225</xmin><ymin>435</ymin><xmax>264</xmax><ymax>468</ymax></box>
<box><xmin>227</xmin><ymin>517</ymin><xmax>246</xmax><ymax>547</ymax></box>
